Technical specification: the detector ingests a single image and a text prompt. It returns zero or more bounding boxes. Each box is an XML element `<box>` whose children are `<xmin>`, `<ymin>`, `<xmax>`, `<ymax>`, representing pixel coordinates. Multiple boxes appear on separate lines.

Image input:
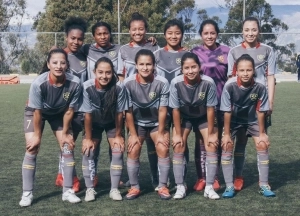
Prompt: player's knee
<box><xmin>256</xmin><ymin>141</ymin><xmax>269</xmax><ymax>151</ymax></box>
<box><xmin>222</xmin><ymin>142</ymin><xmax>234</xmax><ymax>152</ymax></box>
<box><xmin>61</xmin><ymin>143</ymin><xmax>74</xmax><ymax>155</ymax></box>
<box><xmin>26</xmin><ymin>147</ymin><xmax>39</xmax><ymax>155</ymax></box>
<box><xmin>173</xmin><ymin>144</ymin><xmax>185</xmax><ymax>153</ymax></box>
<box><xmin>156</xmin><ymin>144</ymin><xmax>169</xmax><ymax>157</ymax></box>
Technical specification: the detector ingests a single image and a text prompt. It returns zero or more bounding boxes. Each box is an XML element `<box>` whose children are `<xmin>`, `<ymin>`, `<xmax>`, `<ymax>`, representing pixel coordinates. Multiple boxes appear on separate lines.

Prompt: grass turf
<box><xmin>0</xmin><ymin>83</ymin><xmax>299</xmax><ymax>215</ymax></box>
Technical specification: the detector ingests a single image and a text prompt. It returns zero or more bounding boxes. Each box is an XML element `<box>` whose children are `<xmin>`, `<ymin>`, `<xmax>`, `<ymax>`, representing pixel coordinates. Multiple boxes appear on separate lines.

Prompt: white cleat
<box><xmin>62</xmin><ymin>189</ymin><xmax>81</xmax><ymax>203</ymax></box>
<box><xmin>19</xmin><ymin>191</ymin><xmax>33</xmax><ymax>207</ymax></box>
<box><xmin>173</xmin><ymin>184</ymin><xmax>186</xmax><ymax>200</ymax></box>
<box><xmin>85</xmin><ymin>188</ymin><xmax>97</xmax><ymax>202</ymax></box>
<box><xmin>109</xmin><ymin>189</ymin><xmax>123</xmax><ymax>201</ymax></box>
<box><xmin>204</xmin><ymin>185</ymin><xmax>220</xmax><ymax>200</ymax></box>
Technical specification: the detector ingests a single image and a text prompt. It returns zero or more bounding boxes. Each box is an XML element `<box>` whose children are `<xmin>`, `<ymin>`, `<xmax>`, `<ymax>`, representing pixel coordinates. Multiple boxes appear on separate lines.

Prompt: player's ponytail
<box><xmin>64</xmin><ymin>17</ymin><xmax>87</xmax><ymax>36</ymax></box>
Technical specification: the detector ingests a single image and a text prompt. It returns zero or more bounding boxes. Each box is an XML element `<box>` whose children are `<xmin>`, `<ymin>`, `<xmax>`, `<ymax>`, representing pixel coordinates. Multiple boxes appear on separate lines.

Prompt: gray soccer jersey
<box><xmin>169</xmin><ymin>74</ymin><xmax>218</xmax><ymax>119</ymax></box>
<box><xmin>227</xmin><ymin>42</ymin><xmax>276</xmax><ymax>85</ymax></box>
<box><xmin>81</xmin><ymin>43</ymin><xmax>120</xmax><ymax>80</ymax></box>
<box><xmin>27</xmin><ymin>72</ymin><xmax>81</xmax><ymax>116</ymax></box>
<box><xmin>154</xmin><ymin>47</ymin><xmax>188</xmax><ymax>83</ymax></box>
<box><xmin>79</xmin><ymin>79</ymin><xmax>128</xmax><ymax>125</ymax></box>
<box><xmin>117</xmin><ymin>41</ymin><xmax>159</xmax><ymax>78</ymax></box>
<box><xmin>220</xmin><ymin>76</ymin><xmax>269</xmax><ymax>125</ymax></box>
<box><xmin>123</xmin><ymin>74</ymin><xmax>169</xmax><ymax>127</ymax></box>
<box><xmin>65</xmin><ymin>49</ymin><xmax>87</xmax><ymax>84</ymax></box>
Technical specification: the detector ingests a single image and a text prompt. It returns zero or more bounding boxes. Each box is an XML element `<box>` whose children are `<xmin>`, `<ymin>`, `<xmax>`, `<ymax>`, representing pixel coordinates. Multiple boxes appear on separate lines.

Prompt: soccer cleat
<box><xmin>55</xmin><ymin>173</ymin><xmax>63</xmax><ymax>187</ymax></box>
<box><xmin>73</xmin><ymin>176</ymin><xmax>80</xmax><ymax>193</ymax></box>
<box><xmin>85</xmin><ymin>188</ymin><xmax>97</xmax><ymax>202</ymax></box>
<box><xmin>93</xmin><ymin>176</ymin><xmax>98</xmax><ymax>188</ymax></box>
<box><xmin>213</xmin><ymin>179</ymin><xmax>220</xmax><ymax>191</ymax></box>
<box><xmin>19</xmin><ymin>191</ymin><xmax>33</xmax><ymax>207</ymax></box>
<box><xmin>259</xmin><ymin>185</ymin><xmax>276</xmax><ymax>197</ymax></box>
<box><xmin>173</xmin><ymin>184</ymin><xmax>186</xmax><ymax>200</ymax></box>
<box><xmin>109</xmin><ymin>189</ymin><xmax>123</xmax><ymax>201</ymax></box>
<box><xmin>193</xmin><ymin>178</ymin><xmax>206</xmax><ymax>191</ymax></box>
<box><xmin>204</xmin><ymin>185</ymin><xmax>220</xmax><ymax>200</ymax></box>
<box><xmin>234</xmin><ymin>176</ymin><xmax>244</xmax><ymax>191</ymax></box>
<box><xmin>125</xmin><ymin>188</ymin><xmax>141</xmax><ymax>200</ymax></box>
<box><xmin>155</xmin><ymin>178</ymin><xmax>171</xmax><ymax>192</ymax></box>
<box><xmin>62</xmin><ymin>189</ymin><xmax>81</xmax><ymax>203</ymax></box>
<box><xmin>222</xmin><ymin>186</ymin><xmax>235</xmax><ymax>198</ymax></box>
<box><xmin>157</xmin><ymin>187</ymin><xmax>172</xmax><ymax>200</ymax></box>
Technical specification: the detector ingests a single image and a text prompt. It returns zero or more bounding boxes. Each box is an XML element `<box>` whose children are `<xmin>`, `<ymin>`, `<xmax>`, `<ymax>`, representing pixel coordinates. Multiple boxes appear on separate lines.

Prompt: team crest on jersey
<box><xmin>80</xmin><ymin>61</ymin><xmax>86</xmax><ymax>67</ymax></box>
<box><xmin>63</xmin><ymin>92</ymin><xmax>70</xmax><ymax>101</ymax></box>
<box><xmin>109</xmin><ymin>51</ymin><xmax>116</xmax><ymax>58</ymax></box>
<box><xmin>198</xmin><ymin>92</ymin><xmax>205</xmax><ymax>100</ymax></box>
<box><xmin>250</xmin><ymin>93</ymin><xmax>258</xmax><ymax>101</ymax></box>
<box><xmin>257</xmin><ymin>54</ymin><xmax>265</xmax><ymax>62</ymax></box>
<box><xmin>176</xmin><ymin>58</ymin><xmax>181</xmax><ymax>65</ymax></box>
<box><xmin>217</xmin><ymin>55</ymin><xmax>224</xmax><ymax>63</ymax></box>
<box><xmin>149</xmin><ymin>92</ymin><xmax>157</xmax><ymax>100</ymax></box>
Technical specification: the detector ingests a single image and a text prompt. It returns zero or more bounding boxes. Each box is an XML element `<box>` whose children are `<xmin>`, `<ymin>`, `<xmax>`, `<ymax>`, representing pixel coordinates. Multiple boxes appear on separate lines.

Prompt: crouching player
<box><xmin>124</xmin><ymin>49</ymin><xmax>171</xmax><ymax>200</ymax></box>
<box><xmin>220</xmin><ymin>54</ymin><xmax>275</xmax><ymax>198</ymax></box>
<box><xmin>79</xmin><ymin>57</ymin><xmax>127</xmax><ymax>202</ymax></box>
<box><xmin>169</xmin><ymin>53</ymin><xmax>220</xmax><ymax>200</ymax></box>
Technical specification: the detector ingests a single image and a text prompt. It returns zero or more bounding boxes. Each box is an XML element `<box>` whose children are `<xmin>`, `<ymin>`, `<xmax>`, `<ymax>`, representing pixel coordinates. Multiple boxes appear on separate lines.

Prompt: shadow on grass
<box><xmin>34</xmin><ymin>191</ymin><xmax>62</xmax><ymax>204</ymax></box>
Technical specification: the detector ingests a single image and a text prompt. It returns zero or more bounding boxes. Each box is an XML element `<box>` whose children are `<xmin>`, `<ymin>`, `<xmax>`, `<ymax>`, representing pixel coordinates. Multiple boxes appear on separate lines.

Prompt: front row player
<box><xmin>220</xmin><ymin>54</ymin><xmax>276</xmax><ymax>198</ymax></box>
<box><xmin>20</xmin><ymin>49</ymin><xmax>82</xmax><ymax>207</ymax></box>
<box><xmin>123</xmin><ymin>49</ymin><xmax>171</xmax><ymax>200</ymax></box>
<box><xmin>169</xmin><ymin>52</ymin><xmax>220</xmax><ymax>200</ymax></box>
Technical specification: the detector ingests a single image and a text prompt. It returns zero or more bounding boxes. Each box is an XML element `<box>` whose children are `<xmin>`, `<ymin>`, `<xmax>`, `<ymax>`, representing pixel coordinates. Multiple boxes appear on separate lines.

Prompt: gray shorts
<box><xmin>183</xmin><ymin>116</ymin><xmax>218</xmax><ymax>131</ymax></box>
<box><xmin>87</xmin><ymin>123</ymin><xmax>116</xmax><ymax>140</ymax></box>
<box><xmin>134</xmin><ymin>125</ymin><xmax>159</xmax><ymax>138</ymax></box>
<box><xmin>72</xmin><ymin>112</ymin><xmax>83</xmax><ymax>133</ymax></box>
<box><xmin>231</xmin><ymin>123</ymin><xmax>260</xmax><ymax>138</ymax></box>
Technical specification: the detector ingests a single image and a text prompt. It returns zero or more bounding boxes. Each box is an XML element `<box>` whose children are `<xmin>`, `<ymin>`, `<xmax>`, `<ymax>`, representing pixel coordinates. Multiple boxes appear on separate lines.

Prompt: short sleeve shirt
<box><xmin>65</xmin><ymin>49</ymin><xmax>88</xmax><ymax>84</ymax></box>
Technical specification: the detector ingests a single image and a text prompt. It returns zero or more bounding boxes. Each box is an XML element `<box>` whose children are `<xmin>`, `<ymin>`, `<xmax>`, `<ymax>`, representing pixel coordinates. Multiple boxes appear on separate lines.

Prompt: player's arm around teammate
<box><xmin>123</xmin><ymin>49</ymin><xmax>171</xmax><ymax>200</ymax></box>
<box><xmin>169</xmin><ymin>52</ymin><xmax>219</xmax><ymax>200</ymax></box>
<box><xmin>79</xmin><ymin>57</ymin><xmax>127</xmax><ymax>202</ymax></box>
<box><xmin>20</xmin><ymin>49</ymin><xmax>82</xmax><ymax>207</ymax></box>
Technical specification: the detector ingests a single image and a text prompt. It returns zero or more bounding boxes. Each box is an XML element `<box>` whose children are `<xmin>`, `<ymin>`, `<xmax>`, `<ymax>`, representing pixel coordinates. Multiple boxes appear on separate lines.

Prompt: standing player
<box><xmin>79</xmin><ymin>57</ymin><xmax>127</xmax><ymax>202</ymax></box>
<box><xmin>118</xmin><ymin>12</ymin><xmax>160</xmax><ymax>190</ymax></box>
<box><xmin>55</xmin><ymin>16</ymin><xmax>88</xmax><ymax>193</ymax></box>
<box><xmin>19</xmin><ymin>48</ymin><xmax>82</xmax><ymax>207</ymax></box>
<box><xmin>227</xmin><ymin>17</ymin><xmax>276</xmax><ymax>191</ymax></box>
<box><xmin>123</xmin><ymin>49</ymin><xmax>171</xmax><ymax>200</ymax></box>
<box><xmin>191</xmin><ymin>19</ymin><xmax>230</xmax><ymax>191</ymax></box>
<box><xmin>220</xmin><ymin>54</ymin><xmax>275</xmax><ymax>198</ymax></box>
<box><xmin>169</xmin><ymin>52</ymin><xmax>219</xmax><ymax>200</ymax></box>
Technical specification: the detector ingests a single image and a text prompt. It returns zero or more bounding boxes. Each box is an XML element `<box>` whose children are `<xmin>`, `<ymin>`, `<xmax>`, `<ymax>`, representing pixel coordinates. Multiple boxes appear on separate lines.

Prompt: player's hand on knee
<box><xmin>208</xmin><ymin>133</ymin><xmax>219</xmax><ymax>149</ymax></box>
<box><xmin>221</xmin><ymin>134</ymin><xmax>233</xmax><ymax>152</ymax></box>
<box><xmin>114</xmin><ymin>135</ymin><xmax>125</xmax><ymax>152</ymax></box>
<box><xmin>156</xmin><ymin>132</ymin><xmax>169</xmax><ymax>149</ymax></box>
<box><xmin>172</xmin><ymin>134</ymin><xmax>183</xmax><ymax>148</ymax></box>
<box><xmin>26</xmin><ymin>134</ymin><xmax>41</xmax><ymax>152</ymax></box>
<box><xmin>82</xmin><ymin>138</ymin><xmax>95</xmax><ymax>156</ymax></box>
<box><xmin>127</xmin><ymin>135</ymin><xmax>141</xmax><ymax>153</ymax></box>
<box><xmin>61</xmin><ymin>133</ymin><xmax>75</xmax><ymax>150</ymax></box>
<box><xmin>256</xmin><ymin>133</ymin><xmax>270</xmax><ymax>149</ymax></box>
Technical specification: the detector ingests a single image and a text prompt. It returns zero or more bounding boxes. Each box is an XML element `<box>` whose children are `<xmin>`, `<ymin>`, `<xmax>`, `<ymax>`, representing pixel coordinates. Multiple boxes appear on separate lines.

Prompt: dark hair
<box><xmin>64</xmin><ymin>17</ymin><xmax>87</xmax><ymax>36</ymax></box>
<box><xmin>236</xmin><ymin>54</ymin><xmax>255</xmax><ymax>70</ymax></box>
<box><xmin>164</xmin><ymin>19</ymin><xmax>185</xmax><ymax>35</ymax></box>
<box><xmin>134</xmin><ymin>49</ymin><xmax>155</xmax><ymax>66</ymax></box>
<box><xmin>91</xmin><ymin>21</ymin><xmax>113</xmax><ymax>43</ymax></box>
<box><xmin>128</xmin><ymin>12</ymin><xmax>148</xmax><ymax>30</ymax></box>
<box><xmin>94</xmin><ymin>57</ymin><xmax>119</xmax><ymax>119</ymax></box>
<box><xmin>199</xmin><ymin>19</ymin><xmax>220</xmax><ymax>35</ymax></box>
<box><xmin>242</xmin><ymin>17</ymin><xmax>261</xmax><ymax>32</ymax></box>
<box><xmin>181</xmin><ymin>52</ymin><xmax>201</xmax><ymax>68</ymax></box>
<box><xmin>40</xmin><ymin>48</ymin><xmax>70</xmax><ymax>74</ymax></box>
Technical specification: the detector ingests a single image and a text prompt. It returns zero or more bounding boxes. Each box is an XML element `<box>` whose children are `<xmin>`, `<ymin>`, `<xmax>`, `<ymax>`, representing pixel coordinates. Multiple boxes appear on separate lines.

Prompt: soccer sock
<box><xmin>82</xmin><ymin>149</ymin><xmax>95</xmax><ymax>189</ymax></box>
<box><xmin>110</xmin><ymin>148</ymin><xmax>123</xmax><ymax>189</ymax></box>
<box><xmin>257</xmin><ymin>150</ymin><xmax>269</xmax><ymax>186</ymax></box>
<box><xmin>22</xmin><ymin>153</ymin><xmax>37</xmax><ymax>192</ymax></box>
<box><xmin>173</xmin><ymin>153</ymin><xmax>185</xmax><ymax>185</ymax></box>
<box><xmin>200</xmin><ymin>144</ymin><xmax>206</xmax><ymax>180</ymax></box>
<box><xmin>184</xmin><ymin>145</ymin><xmax>189</xmax><ymax>180</ymax></box>
<box><xmin>61</xmin><ymin>144</ymin><xmax>75</xmax><ymax>193</ymax></box>
<box><xmin>221</xmin><ymin>150</ymin><xmax>234</xmax><ymax>187</ymax></box>
<box><xmin>234</xmin><ymin>140</ymin><xmax>247</xmax><ymax>177</ymax></box>
<box><xmin>145</xmin><ymin>136</ymin><xmax>158</xmax><ymax>182</ymax></box>
<box><xmin>58</xmin><ymin>152</ymin><xmax>62</xmax><ymax>174</ymax></box>
<box><xmin>94</xmin><ymin>143</ymin><xmax>100</xmax><ymax>175</ymax></box>
<box><xmin>157</xmin><ymin>157</ymin><xmax>170</xmax><ymax>188</ymax></box>
<box><xmin>127</xmin><ymin>158</ymin><xmax>140</xmax><ymax>189</ymax></box>
<box><xmin>205</xmin><ymin>152</ymin><xmax>218</xmax><ymax>186</ymax></box>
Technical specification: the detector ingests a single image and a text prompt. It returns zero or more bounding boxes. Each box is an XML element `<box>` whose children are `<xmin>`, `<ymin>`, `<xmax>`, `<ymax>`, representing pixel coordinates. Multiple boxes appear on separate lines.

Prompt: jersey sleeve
<box><xmin>169</xmin><ymin>80</ymin><xmax>180</xmax><ymax>109</ymax></box>
<box><xmin>267</xmin><ymin>48</ymin><xmax>276</xmax><ymax>76</ymax></box>
<box><xmin>227</xmin><ymin>49</ymin><xmax>235</xmax><ymax>77</ymax></box>
<box><xmin>257</xmin><ymin>86</ymin><xmax>269</xmax><ymax>112</ymax></box>
<box><xmin>69</xmin><ymin>84</ymin><xmax>82</xmax><ymax>109</ymax></box>
<box><xmin>116</xmin><ymin>83</ymin><xmax>128</xmax><ymax>112</ymax></box>
<box><xmin>220</xmin><ymin>85</ymin><xmax>232</xmax><ymax>112</ymax></box>
<box><xmin>159</xmin><ymin>80</ymin><xmax>169</xmax><ymax>107</ymax></box>
<box><xmin>28</xmin><ymin>82</ymin><xmax>43</xmax><ymax>109</ymax></box>
<box><xmin>206</xmin><ymin>82</ymin><xmax>218</xmax><ymax>107</ymax></box>
<box><xmin>123</xmin><ymin>81</ymin><xmax>132</xmax><ymax>108</ymax></box>
<box><xmin>79</xmin><ymin>86</ymin><xmax>93</xmax><ymax>113</ymax></box>
<box><xmin>117</xmin><ymin>49</ymin><xmax>124</xmax><ymax>76</ymax></box>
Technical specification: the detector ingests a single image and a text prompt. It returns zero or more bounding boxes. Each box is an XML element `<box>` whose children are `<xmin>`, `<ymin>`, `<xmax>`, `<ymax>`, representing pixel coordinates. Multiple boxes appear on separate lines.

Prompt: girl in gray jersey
<box><xmin>19</xmin><ymin>49</ymin><xmax>82</xmax><ymax>207</ymax></box>
<box><xmin>79</xmin><ymin>57</ymin><xmax>127</xmax><ymax>202</ymax></box>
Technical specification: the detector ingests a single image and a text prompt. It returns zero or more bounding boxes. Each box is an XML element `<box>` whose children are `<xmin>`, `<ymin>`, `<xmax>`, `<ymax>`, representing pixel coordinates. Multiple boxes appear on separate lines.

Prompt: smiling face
<box><xmin>129</xmin><ymin>20</ymin><xmax>147</xmax><ymax>44</ymax></box>
<box><xmin>47</xmin><ymin>53</ymin><xmax>68</xmax><ymax>77</ymax></box>
<box><xmin>94</xmin><ymin>61</ymin><xmax>113</xmax><ymax>88</ymax></box>
<box><xmin>236</xmin><ymin>60</ymin><xmax>255</xmax><ymax>85</ymax></box>
<box><xmin>201</xmin><ymin>24</ymin><xmax>218</xmax><ymax>50</ymax></box>
<box><xmin>164</xmin><ymin>25</ymin><xmax>183</xmax><ymax>49</ymax></box>
<box><xmin>182</xmin><ymin>58</ymin><xmax>201</xmax><ymax>82</ymax></box>
<box><xmin>243</xmin><ymin>21</ymin><xmax>259</xmax><ymax>46</ymax></box>
<box><xmin>66</xmin><ymin>29</ymin><xmax>84</xmax><ymax>53</ymax></box>
<box><xmin>93</xmin><ymin>26</ymin><xmax>111</xmax><ymax>48</ymax></box>
<box><xmin>135</xmin><ymin>55</ymin><xmax>154</xmax><ymax>80</ymax></box>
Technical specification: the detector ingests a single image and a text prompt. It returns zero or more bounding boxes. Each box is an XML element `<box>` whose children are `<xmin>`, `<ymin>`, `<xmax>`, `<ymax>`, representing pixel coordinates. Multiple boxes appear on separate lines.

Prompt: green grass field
<box><xmin>0</xmin><ymin>83</ymin><xmax>300</xmax><ymax>216</ymax></box>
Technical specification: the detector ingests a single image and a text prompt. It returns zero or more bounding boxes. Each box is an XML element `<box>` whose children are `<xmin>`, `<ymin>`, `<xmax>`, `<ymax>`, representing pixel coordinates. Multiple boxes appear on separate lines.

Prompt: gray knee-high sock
<box><xmin>110</xmin><ymin>148</ymin><xmax>123</xmax><ymax>189</ymax></box>
<box><xmin>184</xmin><ymin>145</ymin><xmax>189</xmax><ymax>180</ymax></box>
<box><xmin>158</xmin><ymin>157</ymin><xmax>170</xmax><ymax>188</ymax></box>
<box><xmin>200</xmin><ymin>144</ymin><xmax>206</xmax><ymax>180</ymax></box>
<box><xmin>205</xmin><ymin>152</ymin><xmax>218</xmax><ymax>185</ymax></box>
<box><xmin>61</xmin><ymin>144</ymin><xmax>75</xmax><ymax>192</ymax></box>
<box><xmin>94</xmin><ymin>143</ymin><xmax>100</xmax><ymax>174</ymax></box>
<box><xmin>257</xmin><ymin>150</ymin><xmax>269</xmax><ymax>186</ymax></box>
<box><xmin>145</xmin><ymin>137</ymin><xmax>158</xmax><ymax>182</ymax></box>
<box><xmin>234</xmin><ymin>141</ymin><xmax>247</xmax><ymax>177</ymax></box>
<box><xmin>221</xmin><ymin>150</ymin><xmax>234</xmax><ymax>187</ymax></box>
<box><xmin>22</xmin><ymin>153</ymin><xmax>37</xmax><ymax>192</ymax></box>
<box><xmin>173</xmin><ymin>153</ymin><xmax>185</xmax><ymax>185</ymax></box>
<box><xmin>58</xmin><ymin>152</ymin><xmax>62</xmax><ymax>174</ymax></box>
<box><xmin>82</xmin><ymin>149</ymin><xmax>95</xmax><ymax>188</ymax></box>
<box><xmin>127</xmin><ymin>158</ymin><xmax>140</xmax><ymax>189</ymax></box>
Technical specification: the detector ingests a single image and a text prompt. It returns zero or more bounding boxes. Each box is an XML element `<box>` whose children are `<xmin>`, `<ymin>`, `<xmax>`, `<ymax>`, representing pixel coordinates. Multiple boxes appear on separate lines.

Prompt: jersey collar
<box><xmin>135</xmin><ymin>73</ymin><xmax>154</xmax><ymax>83</ymax></box>
<box><xmin>95</xmin><ymin>43</ymin><xmax>113</xmax><ymax>49</ymax></box>
<box><xmin>48</xmin><ymin>72</ymin><xmax>66</xmax><ymax>86</ymax></box>
<box><xmin>241</xmin><ymin>41</ymin><xmax>260</xmax><ymax>49</ymax></box>
<box><xmin>237</xmin><ymin>77</ymin><xmax>255</xmax><ymax>87</ymax></box>
<box><xmin>163</xmin><ymin>46</ymin><xmax>184</xmax><ymax>52</ymax></box>
<box><xmin>129</xmin><ymin>40</ymin><xmax>148</xmax><ymax>47</ymax></box>
<box><xmin>184</xmin><ymin>74</ymin><xmax>201</xmax><ymax>85</ymax></box>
